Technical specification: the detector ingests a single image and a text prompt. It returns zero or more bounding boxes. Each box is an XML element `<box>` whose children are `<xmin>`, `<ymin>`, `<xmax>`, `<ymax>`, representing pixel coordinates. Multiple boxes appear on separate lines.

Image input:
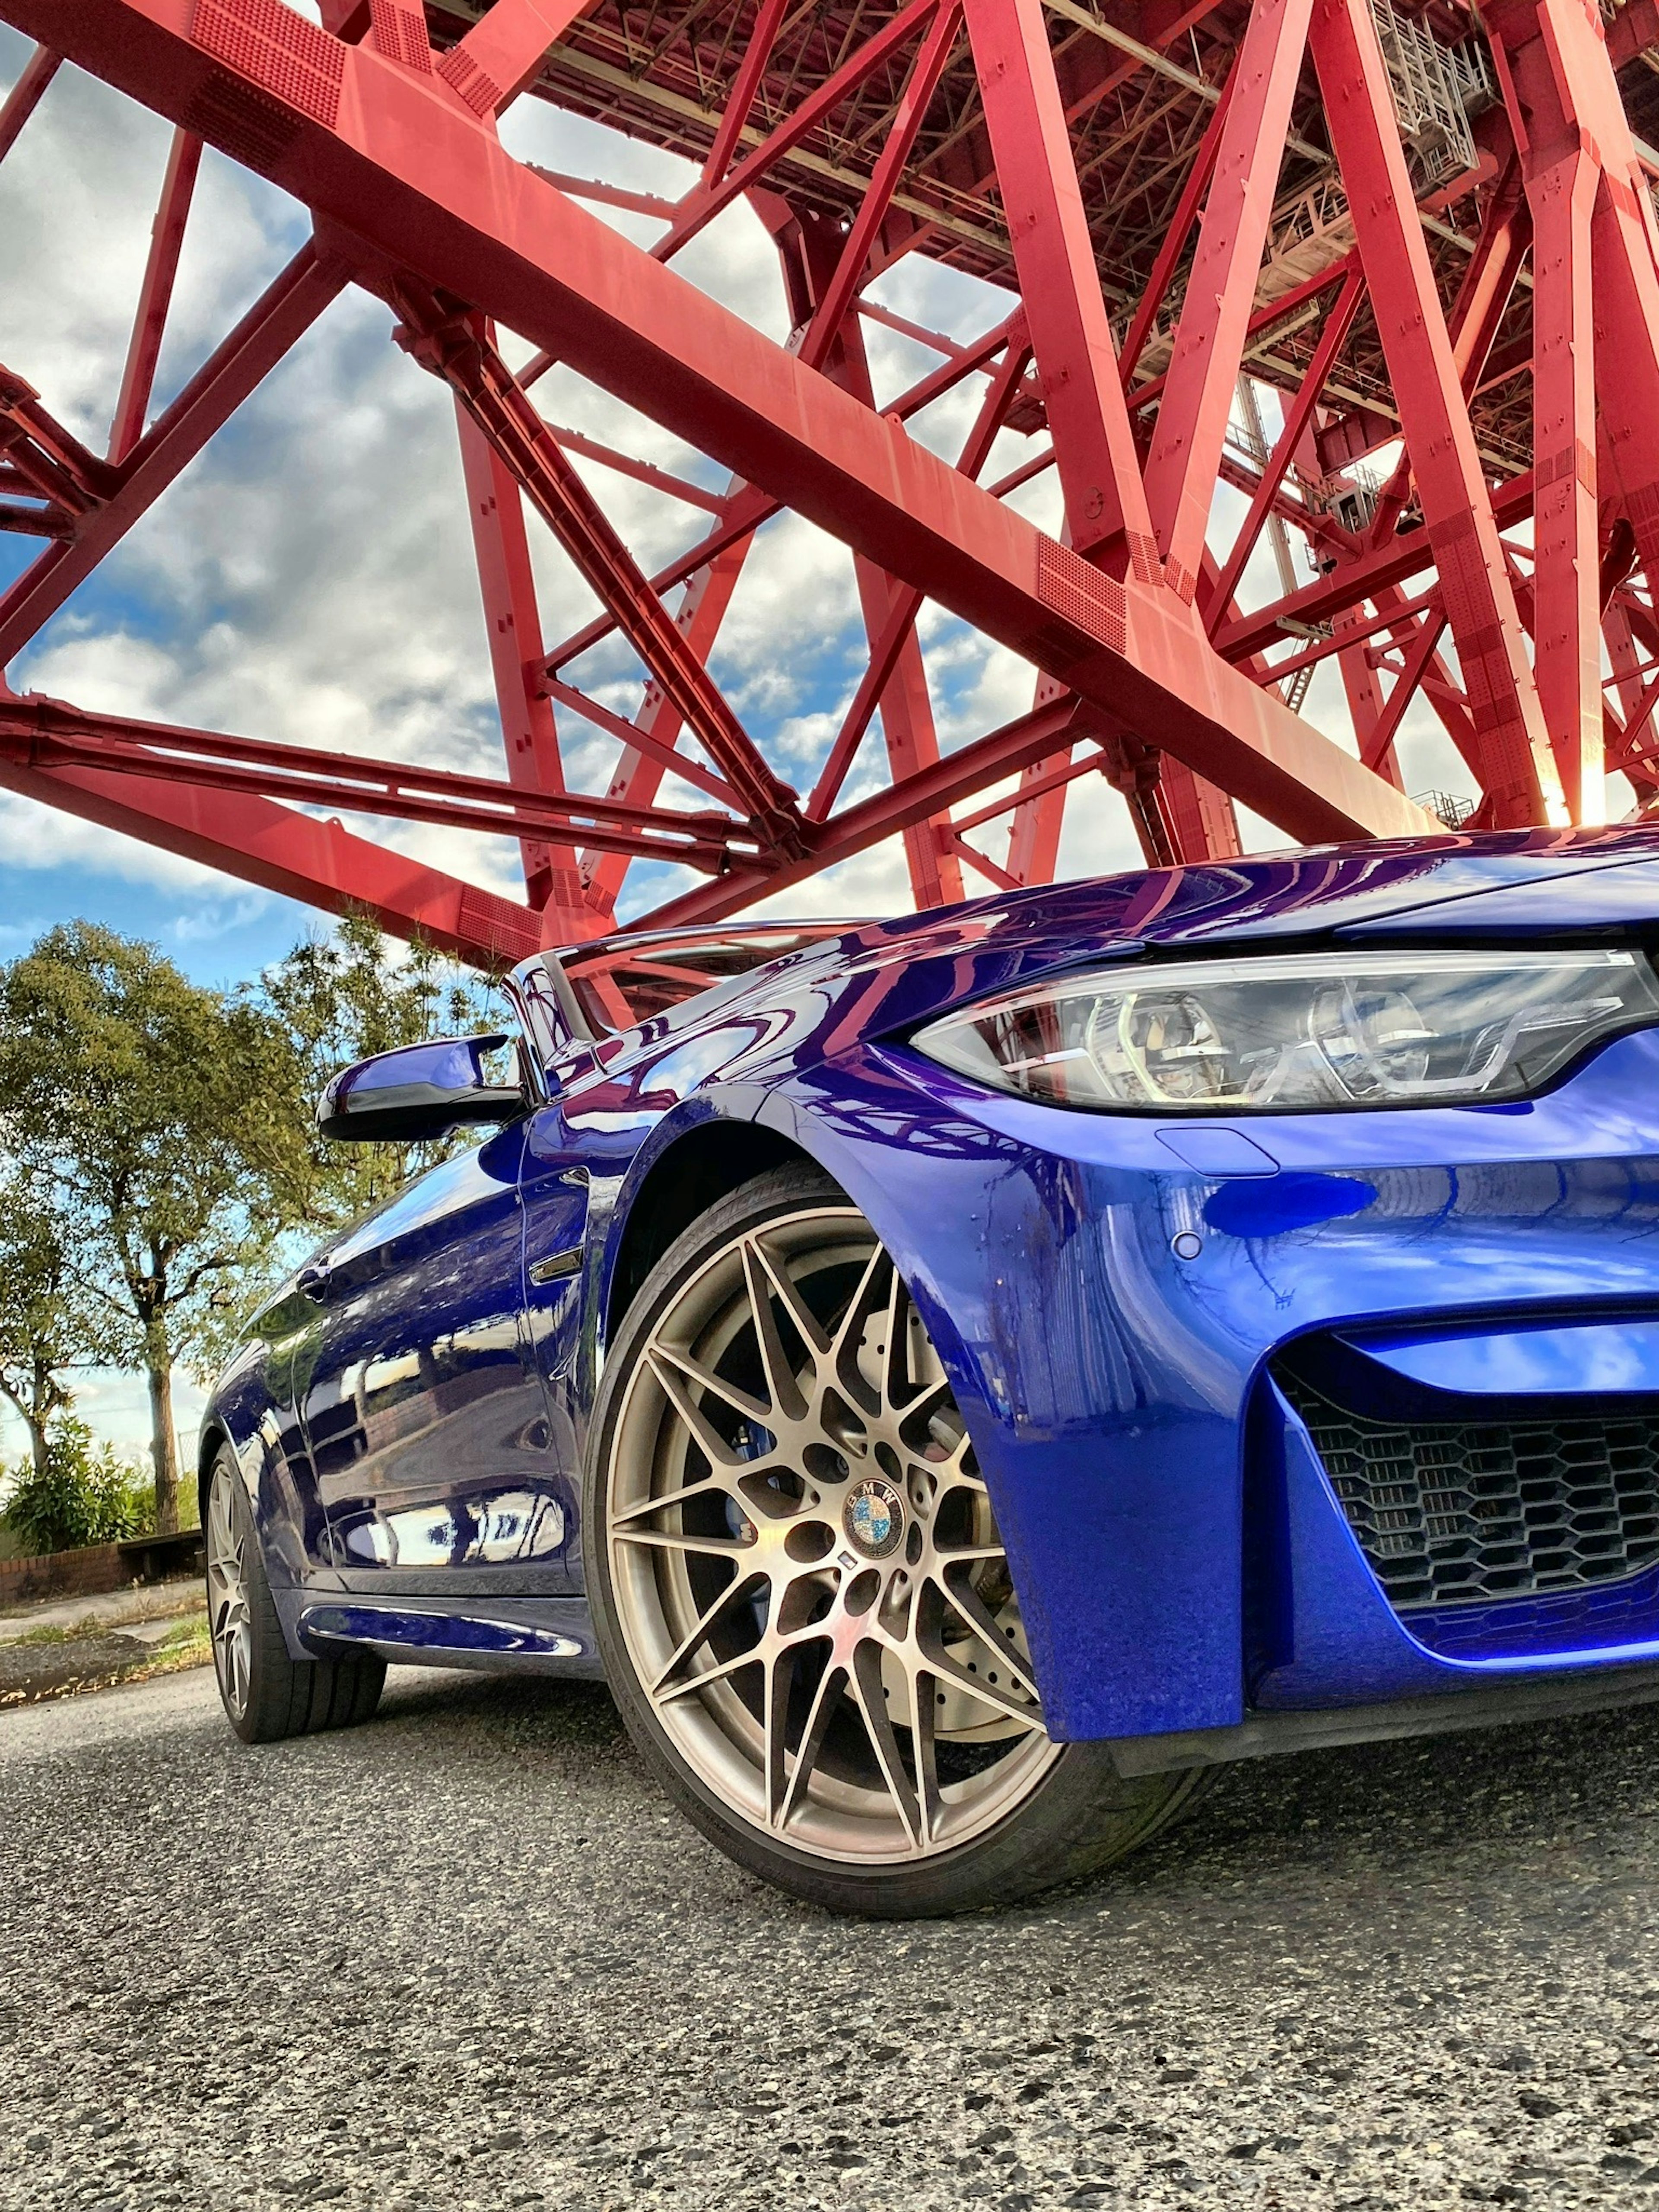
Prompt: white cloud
<box><xmin>0</xmin><ymin>1365</ymin><xmax>207</xmax><ymax>1477</ymax></box>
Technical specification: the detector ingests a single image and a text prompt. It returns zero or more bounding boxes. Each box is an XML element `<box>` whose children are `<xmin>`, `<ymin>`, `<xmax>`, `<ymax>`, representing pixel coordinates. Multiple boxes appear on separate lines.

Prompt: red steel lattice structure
<box><xmin>3</xmin><ymin>0</ymin><xmax>1659</xmax><ymax>963</ymax></box>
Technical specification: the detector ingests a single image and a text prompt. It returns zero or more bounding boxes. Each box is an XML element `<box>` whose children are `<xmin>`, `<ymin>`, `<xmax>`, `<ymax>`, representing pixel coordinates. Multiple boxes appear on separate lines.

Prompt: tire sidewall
<box><xmin>207</xmin><ymin>1452</ymin><xmax>267</xmax><ymax>1744</ymax></box>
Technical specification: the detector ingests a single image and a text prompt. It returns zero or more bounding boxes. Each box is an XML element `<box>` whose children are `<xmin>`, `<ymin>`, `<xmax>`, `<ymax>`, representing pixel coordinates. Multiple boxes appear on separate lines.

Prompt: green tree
<box><xmin>2</xmin><ymin>1417</ymin><xmax>151</xmax><ymax>1554</ymax></box>
<box><xmin>0</xmin><ymin>924</ymin><xmax>298</xmax><ymax>1533</ymax></box>
<box><xmin>257</xmin><ymin>910</ymin><xmax>506</xmax><ymax>1230</ymax></box>
<box><xmin>0</xmin><ymin>1164</ymin><xmax>121</xmax><ymax>1478</ymax></box>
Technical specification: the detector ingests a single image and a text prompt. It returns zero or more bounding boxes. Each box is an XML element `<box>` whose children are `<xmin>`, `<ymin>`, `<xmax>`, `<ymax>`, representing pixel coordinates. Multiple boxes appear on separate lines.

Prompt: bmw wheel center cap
<box><xmin>843</xmin><ymin>1476</ymin><xmax>904</xmax><ymax>1560</ymax></box>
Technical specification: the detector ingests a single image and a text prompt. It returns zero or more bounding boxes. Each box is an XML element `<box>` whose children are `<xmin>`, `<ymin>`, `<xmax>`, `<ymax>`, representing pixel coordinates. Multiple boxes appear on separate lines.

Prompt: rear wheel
<box><xmin>205</xmin><ymin>1449</ymin><xmax>385</xmax><ymax>1745</ymax></box>
<box><xmin>586</xmin><ymin>1164</ymin><xmax>1204</xmax><ymax>1916</ymax></box>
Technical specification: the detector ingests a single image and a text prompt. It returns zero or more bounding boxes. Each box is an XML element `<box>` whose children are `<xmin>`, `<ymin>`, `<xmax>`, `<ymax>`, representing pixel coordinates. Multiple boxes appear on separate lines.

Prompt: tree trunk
<box><xmin>144</xmin><ymin>1320</ymin><xmax>180</xmax><ymax>1534</ymax></box>
<box><xmin>29</xmin><ymin>1358</ymin><xmax>57</xmax><ymax>1477</ymax></box>
<box><xmin>0</xmin><ymin>1378</ymin><xmax>51</xmax><ymax>1479</ymax></box>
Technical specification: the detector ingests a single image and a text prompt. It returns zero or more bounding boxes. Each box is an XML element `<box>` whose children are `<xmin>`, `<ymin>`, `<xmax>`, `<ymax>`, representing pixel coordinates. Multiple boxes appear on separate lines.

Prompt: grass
<box><xmin>154</xmin><ymin>1619</ymin><xmax>211</xmax><ymax>1658</ymax></box>
<box><xmin>6</xmin><ymin>1598</ymin><xmax>207</xmax><ymax>1649</ymax></box>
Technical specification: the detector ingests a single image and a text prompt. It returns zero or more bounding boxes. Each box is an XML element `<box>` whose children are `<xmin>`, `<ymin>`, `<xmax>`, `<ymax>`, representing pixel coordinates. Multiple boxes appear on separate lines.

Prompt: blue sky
<box><xmin>0</xmin><ymin>18</ymin><xmax>1500</xmax><ymax>1463</ymax></box>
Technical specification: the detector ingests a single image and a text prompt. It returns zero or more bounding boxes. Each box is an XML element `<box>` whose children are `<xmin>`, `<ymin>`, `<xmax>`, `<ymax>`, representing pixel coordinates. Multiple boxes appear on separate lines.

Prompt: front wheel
<box><xmin>586</xmin><ymin>1163</ymin><xmax>1204</xmax><ymax>1916</ymax></box>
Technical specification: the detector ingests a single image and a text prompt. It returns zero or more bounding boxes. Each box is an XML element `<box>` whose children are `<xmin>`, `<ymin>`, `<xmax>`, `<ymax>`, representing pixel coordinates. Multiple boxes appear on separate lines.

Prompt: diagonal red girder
<box><xmin>0</xmin><ymin>239</ymin><xmax>349</xmax><ymax>664</ymax></box>
<box><xmin>390</xmin><ymin>283</ymin><xmax>804</xmax><ymax>842</ymax></box>
<box><xmin>454</xmin><ymin>390</ymin><xmax>588</xmax><ymax>926</ymax></box>
<box><xmin>1142</xmin><ymin>0</ymin><xmax>1318</xmax><ymax>600</ymax></box>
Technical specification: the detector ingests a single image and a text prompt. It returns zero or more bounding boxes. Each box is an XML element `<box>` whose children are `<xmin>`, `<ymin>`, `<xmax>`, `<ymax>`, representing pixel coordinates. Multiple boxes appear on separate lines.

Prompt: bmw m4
<box><xmin>203</xmin><ymin>826</ymin><xmax>1659</xmax><ymax>1914</ymax></box>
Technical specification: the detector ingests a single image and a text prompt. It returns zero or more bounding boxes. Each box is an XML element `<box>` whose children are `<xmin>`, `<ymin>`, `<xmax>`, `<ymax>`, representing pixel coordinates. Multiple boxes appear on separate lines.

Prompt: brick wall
<box><xmin>0</xmin><ymin>1542</ymin><xmax>133</xmax><ymax>1609</ymax></box>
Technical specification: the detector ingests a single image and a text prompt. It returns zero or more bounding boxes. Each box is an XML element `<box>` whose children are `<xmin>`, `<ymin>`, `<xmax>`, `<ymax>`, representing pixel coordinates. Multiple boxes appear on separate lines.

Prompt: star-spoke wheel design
<box><xmin>604</xmin><ymin>1204</ymin><xmax>1062</xmax><ymax>1864</ymax></box>
<box><xmin>206</xmin><ymin>1464</ymin><xmax>253</xmax><ymax>1725</ymax></box>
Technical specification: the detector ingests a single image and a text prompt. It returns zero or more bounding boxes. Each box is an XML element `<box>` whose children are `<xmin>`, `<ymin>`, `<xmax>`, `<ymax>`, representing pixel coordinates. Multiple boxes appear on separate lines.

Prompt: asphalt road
<box><xmin>3</xmin><ymin>1668</ymin><xmax>1659</xmax><ymax>2212</ymax></box>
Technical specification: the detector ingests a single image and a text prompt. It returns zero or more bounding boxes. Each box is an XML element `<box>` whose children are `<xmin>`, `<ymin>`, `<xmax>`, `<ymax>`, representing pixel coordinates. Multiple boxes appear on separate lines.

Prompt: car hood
<box><xmin>839</xmin><ymin>823</ymin><xmax>1659</xmax><ymax>970</ymax></box>
<box><xmin>579</xmin><ymin>826</ymin><xmax>1659</xmax><ymax>1104</ymax></box>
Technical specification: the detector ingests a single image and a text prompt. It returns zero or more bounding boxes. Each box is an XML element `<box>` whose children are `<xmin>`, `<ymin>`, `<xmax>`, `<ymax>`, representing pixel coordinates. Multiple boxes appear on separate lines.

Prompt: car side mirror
<box><xmin>316</xmin><ymin>1034</ymin><xmax>526</xmax><ymax>1143</ymax></box>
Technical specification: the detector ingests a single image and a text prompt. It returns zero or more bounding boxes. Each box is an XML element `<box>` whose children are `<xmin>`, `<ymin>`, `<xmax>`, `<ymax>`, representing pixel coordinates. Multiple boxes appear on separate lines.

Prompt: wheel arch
<box><xmin>604</xmin><ymin>1116</ymin><xmax>833</xmax><ymax>1344</ymax></box>
<box><xmin>197</xmin><ymin>1418</ymin><xmax>231</xmax><ymax>1526</ymax></box>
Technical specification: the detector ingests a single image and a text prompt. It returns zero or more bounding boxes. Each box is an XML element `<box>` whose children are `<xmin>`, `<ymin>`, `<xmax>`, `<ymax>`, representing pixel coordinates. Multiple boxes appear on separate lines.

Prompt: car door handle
<box><xmin>296</xmin><ymin>1259</ymin><xmax>336</xmax><ymax>1303</ymax></box>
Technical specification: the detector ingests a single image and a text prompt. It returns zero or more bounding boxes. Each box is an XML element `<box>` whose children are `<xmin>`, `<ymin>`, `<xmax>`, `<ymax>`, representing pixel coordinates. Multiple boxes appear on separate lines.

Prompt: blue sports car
<box><xmin>203</xmin><ymin>826</ymin><xmax>1659</xmax><ymax>1915</ymax></box>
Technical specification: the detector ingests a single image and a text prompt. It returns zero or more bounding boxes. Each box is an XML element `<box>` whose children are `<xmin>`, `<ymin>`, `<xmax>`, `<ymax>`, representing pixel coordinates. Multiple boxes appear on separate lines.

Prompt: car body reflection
<box><xmin>331</xmin><ymin>1488</ymin><xmax>567</xmax><ymax>1570</ymax></box>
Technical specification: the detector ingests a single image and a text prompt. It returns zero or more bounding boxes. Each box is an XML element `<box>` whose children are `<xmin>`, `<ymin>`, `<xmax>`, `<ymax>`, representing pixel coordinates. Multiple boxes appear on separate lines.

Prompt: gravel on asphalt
<box><xmin>0</xmin><ymin>1608</ymin><xmax>208</xmax><ymax>1707</ymax></box>
<box><xmin>2</xmin><ymin>1662</ymin><xmax>1657</xmax><ymax>2211</ymax></box>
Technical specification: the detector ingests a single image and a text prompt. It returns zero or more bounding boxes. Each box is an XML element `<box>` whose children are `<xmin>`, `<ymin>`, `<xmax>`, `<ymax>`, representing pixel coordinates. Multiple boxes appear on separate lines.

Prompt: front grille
<box><xmin>1278</xmin><ymin>1372</ymin><xmax>1659</xmax><ymax>1610</ymax></box>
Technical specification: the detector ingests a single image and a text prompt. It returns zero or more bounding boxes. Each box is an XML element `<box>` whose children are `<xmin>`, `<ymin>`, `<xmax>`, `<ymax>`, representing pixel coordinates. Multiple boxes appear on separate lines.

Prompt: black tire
<box><xmin>205</xmin><ymin>1448</ymin><xmax>385</xmax><ymax>1746</ymax></box>
<box><xmin>585</xmin><ymin>1162</ymin><xmax>1205</xmax><ymax>1916</ymax></box>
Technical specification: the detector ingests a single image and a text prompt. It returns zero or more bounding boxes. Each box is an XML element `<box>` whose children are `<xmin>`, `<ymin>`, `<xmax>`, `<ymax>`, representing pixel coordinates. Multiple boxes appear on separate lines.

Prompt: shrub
<box><xmin>0</xmin><ymin>1419</ymin><xmax>153</xmax><ymax>1555</ymax></box>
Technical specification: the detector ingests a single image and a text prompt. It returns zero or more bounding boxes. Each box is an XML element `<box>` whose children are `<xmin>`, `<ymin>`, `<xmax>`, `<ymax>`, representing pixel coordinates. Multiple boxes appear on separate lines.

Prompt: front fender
<box><xmin>751</xmin><ymin>1056</ymin><xmax>1243</xmax><ymax>1742</ymax></box>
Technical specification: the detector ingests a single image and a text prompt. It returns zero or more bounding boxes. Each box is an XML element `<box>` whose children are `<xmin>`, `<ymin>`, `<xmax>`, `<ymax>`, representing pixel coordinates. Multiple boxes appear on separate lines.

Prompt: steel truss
<box><xmin>2</xmin><ymin>0</ymin><xmax>1659</xmax><ymax>963</ymax></box>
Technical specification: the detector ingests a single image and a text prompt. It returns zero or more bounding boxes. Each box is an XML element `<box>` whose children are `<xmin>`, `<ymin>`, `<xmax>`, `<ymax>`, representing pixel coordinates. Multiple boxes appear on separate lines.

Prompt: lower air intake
<box><xmin>1277</xmin><ymin>1372</ymin><xmax>1659</xmax><ymax>1610</ymax></box>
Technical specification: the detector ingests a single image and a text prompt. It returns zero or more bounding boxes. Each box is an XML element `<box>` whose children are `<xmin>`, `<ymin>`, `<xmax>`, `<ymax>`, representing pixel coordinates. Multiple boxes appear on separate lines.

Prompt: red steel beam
<box><xmin>798</xmin><ymin>0</ymin><xmax>964</xmax><ymax>374</ymax></box>
<box><xmin>1205</xmin><ymin>268</ymin><xmax>1365</xmax><ymax>632</ymax></box>
<box><xmin>805</xmin><ymin>320</ymin><xmax>1033</xmax><ymax>825</ymax></box>
<box><xmin>0</xmin><ymin>694</ymin><xmax>756</xmax><ymax>861</ymax></box>
<box><xmin>441</xmin><ymin>0</ymin><xmax>594</xmax><ymax>115</ymax></box>
<box><xmin>538</xmin><ymin>423</ymin><xmax>731</xmax><ymax>515</ymax></box>
<box><xmin>108</xmin><ymin>127</ymin><xmax>203</xmax><ymax>464</ymax></box>
<box><xmin>1508</xmin><ymin>22</ymin><xmax>1602</xmax><ymax>821</ymax></box>
<box><xmin>1116</xmin><ymin>67</ymin><xmax>1234</xmax><ymax>389</ymax></box>
<box><xmin>394</xmin><ymin>291</ymin><xmax>802</xmax><ymax>839</ymax></box>
<box><xmin>455</xmin><ymin>394</ymin><xmax>587</xmax><ymax>928</ymax></box>
<box><xmin>0</xmin><ymin>748</ymin><xmax>544</xmax><ymax>970</ymax></box>
<box><xmin>1358</xmin><ymin>604</ymin><xmax>1448</xmax><ymax>776</ymax></box>
<box><xmin>536</xmin><ymin>318</ymin><xmax>1017</xmax><ymax>680</ymax></box>
<box><xmin>700</xmin><ymin>0</ymin><xmax>791</xmax><ymax>186</ymax></box>
<box><xmin>1213</xmin><ymin>477</ymin><xmax>1537</xmax><ymax>666</ymax></box>
<box><xmin>0</xmin><ymin>40</ymin><xmax>56</xmax><ymax>163</ymax></box>
<box><xmin>580</xmin><ymin>528</ymin><xmax>756</xmax><ymax>923</ymax></box>
<box><xmin>963</xmin><ymin>0</ymin><xmax>1157</xmax><ymax>574</ymax></box>
<box><xmin>1004</xmin><ymin>678</ymin><xmax>1077</xmax><ymax>882</ymax></box>
<box><xmin>1492</xmin><ymin>0</ymin><xmax>1659</xmax><ymax>820</ymax></box>
<box><xmin>542</xmin><ymin>678</ymin><xmax>741</xmax><ymax>808</ymax></box>
<box><xmin>1142</xmin><ymin>0</ymin><xmax>1317</xmax><ymax>599</ymax></box>
<box><xmin>1311</xmin><ymin>0</ymin><xmax>1561</xmax><ymax>830</ymax></box>
<box><xmin>1128</xmin><ymin>252</ymin><xmax>1361</xmax><ymax>419</ymax></box>
<box><xmin>953</xmin><ymin>735</ymin><xmax>1107</xmax><ymax>836</ymax></box>
<box><xmin>642</xmin><ymin>696</ymin><xmax>1094</xmax><ymax>929</ymax></box>
<box><xmin>1448</xmin><ymin>155</ymin><xmax>1531</xmax><ymax>396</ymax></box>
<box><xmin>653</xmin><ymin>0</ymin><xmax>942</xmax><ymax>261</ymax></box>
<box><xmin>795</xmin><ymin>210</ymin><xmax>963</xmax><ymax>910</ymax></box>
<box><xmin>1360</xmin><ymin>166</ymin><xmax>1534</xmax><ymax>557</ymax></box>
<box><xmin>946</xmin><ymin>827</ymin><xmax>1020</xmax><ymax>891</ymax></box>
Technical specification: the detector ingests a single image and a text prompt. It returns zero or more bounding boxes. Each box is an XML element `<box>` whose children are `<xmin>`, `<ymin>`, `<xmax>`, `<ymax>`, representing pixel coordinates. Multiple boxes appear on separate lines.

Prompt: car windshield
<box><xmin>561</xmin><ymin>925</ymin><xmax>857</xmax><ymax>1033</ymax></box>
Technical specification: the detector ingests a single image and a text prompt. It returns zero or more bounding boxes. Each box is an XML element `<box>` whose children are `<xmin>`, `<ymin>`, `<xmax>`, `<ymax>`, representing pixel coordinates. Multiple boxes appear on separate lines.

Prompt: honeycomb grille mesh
<box><xmin>1278</xmin><ymin>1372</ymin><xmax>1659</xmax><ymax>1610</ymax></box>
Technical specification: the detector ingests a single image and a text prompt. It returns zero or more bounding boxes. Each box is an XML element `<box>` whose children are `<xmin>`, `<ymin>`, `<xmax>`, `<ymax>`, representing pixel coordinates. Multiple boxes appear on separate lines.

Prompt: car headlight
<box><xmin>911</xmin><ymin>948</ymin><xmax>1659</xmax><ymax>1113</ymax></box>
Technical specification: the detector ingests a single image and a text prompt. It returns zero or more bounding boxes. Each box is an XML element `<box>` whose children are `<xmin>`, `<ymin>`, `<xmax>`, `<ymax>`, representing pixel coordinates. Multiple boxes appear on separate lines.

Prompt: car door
<box><xmin>517</xmin><ymin>1052</ymin><xmax>683</xmax><ymax>1582</ymax></box>
<box><xmin>300</xmin><ymin>1117</ymin><xmax>579</xmax><ymax>1593</ymax></box>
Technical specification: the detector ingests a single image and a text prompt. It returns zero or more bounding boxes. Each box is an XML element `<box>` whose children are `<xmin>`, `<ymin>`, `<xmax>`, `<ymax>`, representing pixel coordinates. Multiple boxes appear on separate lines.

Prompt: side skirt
<box><xmin>275</xmin><ymin>1589</ymin><xmax>606</xmax><ymax>1678</ymax></box>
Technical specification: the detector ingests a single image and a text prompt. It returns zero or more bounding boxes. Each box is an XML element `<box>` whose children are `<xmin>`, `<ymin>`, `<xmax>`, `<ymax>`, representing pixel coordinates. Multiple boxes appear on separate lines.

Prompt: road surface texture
<box><xmin>2</xmin><ymin>1665</ymin><xmax>1657</xmax><ymax>2212</ymax></box>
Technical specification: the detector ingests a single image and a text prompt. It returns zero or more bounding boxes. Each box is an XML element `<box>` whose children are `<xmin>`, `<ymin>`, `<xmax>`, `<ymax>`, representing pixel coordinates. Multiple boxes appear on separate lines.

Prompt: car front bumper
<box><xmin>762</xmin><ymin>1026</ymin><xmax>1659</xmax><ymax>1741</ymax></box>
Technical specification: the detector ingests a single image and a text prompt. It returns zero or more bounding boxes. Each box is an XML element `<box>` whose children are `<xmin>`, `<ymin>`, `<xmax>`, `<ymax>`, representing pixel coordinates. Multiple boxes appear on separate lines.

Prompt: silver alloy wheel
<box><xmin>206</xmin><ymin>1463</ymin><xmax>253</xmax><ymax>1723</ymax></box>
<box><xmin>604</xmin><ymin>1203</ymin><xmax>1062</xmax><ymax>1864</ymax></box>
